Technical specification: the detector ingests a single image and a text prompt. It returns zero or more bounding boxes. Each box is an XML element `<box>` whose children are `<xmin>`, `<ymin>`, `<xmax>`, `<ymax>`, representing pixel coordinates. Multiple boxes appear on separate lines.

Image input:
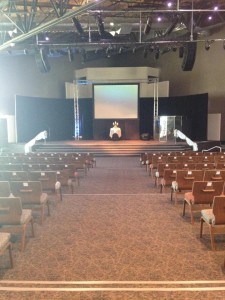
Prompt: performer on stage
<box><xmin>109</xmin><ymin>121</ymin><xmax>122</xmax><ymax>140</ymax></box>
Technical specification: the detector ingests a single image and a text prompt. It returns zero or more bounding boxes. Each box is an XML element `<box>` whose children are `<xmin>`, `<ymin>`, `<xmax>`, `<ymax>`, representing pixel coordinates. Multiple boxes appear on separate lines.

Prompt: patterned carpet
<box><xmin>1</xmin><ymin>157</ymin><xmax>225</xmax><ymax>299</ymax></box>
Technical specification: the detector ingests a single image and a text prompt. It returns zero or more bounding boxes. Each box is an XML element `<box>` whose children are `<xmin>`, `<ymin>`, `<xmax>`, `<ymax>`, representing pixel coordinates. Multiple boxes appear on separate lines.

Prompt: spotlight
<box><xmin>155</xmin><ymin>48</ymin><xmax>160</xmax><ymax>60</ymax></box>
<box><xmin>106</xmin><ymin>47</ymin><xmax>111</xmax><ymax>57</ymax></box>
<box><xmin>67</xmin><ymin>48</ymin><xmax>74</xmax><ymax>62</ymax></box>
<box><xmin>172</xmin><ymin>46</ymin><xmax>177</xmax><ymax>52</ymax></box>
<box><xmin>119</xmin><ymin>47</ymin><xmax>123</xmax><ymax>54</ymax></box>
<box><xmin>132</xmin><ymin>47</ymin><xmax>136</xmax><ymax>54</ymax></box>
<box><xmin>81</xmin><ymin>49</ymin><xmax>87</xmax><ymax>61</ymax></box>
<box><xmin>205</xmin><ymin>40</ymin><xmax>210</xmax><ymax>51</ymax></box>
<box><xmin>143</xmin><ymin>48</ymin><xmax>148</xmax><ymax>58</ymax></box>
<box><xmin>179</xmin><ymin>46</ymin><xmax>184</xmax><ymax>58</ymax></box>
<box><xmin>149</xmin><ymin>45</ymin><xmax>154</xmax><ymax>52</ymax></box>
<box><xmin>144</xmin><ymin>17</ymin><xmax>152</xmax><ymax>35</ymax></box>
<box><xmin>96</xmin><ymin>13</ymin><xmax>105</xmax><ymax>36</ymax></box>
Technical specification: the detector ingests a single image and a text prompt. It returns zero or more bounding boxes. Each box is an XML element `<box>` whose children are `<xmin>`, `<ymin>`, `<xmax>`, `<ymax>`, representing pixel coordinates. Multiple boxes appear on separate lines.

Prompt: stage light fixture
<box><xmin>96</xmin><ymin>13</ymin><xmax>105</xmax><ymax>36</ymax></box>
<box><xmin>67</xmin><ymin>48</ymin><xmax>74</xmax><ymax>62</ymax></box>
<box><xmin>132</xmin><ymin>47</ymin><xmax>136</xmax><ymax>54</ymax></box>
<box><xmin>205</xmin><ymin>40</ymin><xmax>210</xmax><ymax>51</ymax></box>
<box><xmin>154</xmin><ymin>48</ymin><xmax>160</xmax><ymax>60</ymax></box>
<box><xmin>179</xmin><ymin>46</ymin><xmax>184</xmax><ymax>58</ymax></box>
<box><xmin>118</xmin><ymin>47</ymin><xmax>123</xmax><ymax>54</ymax></box>
<box><xmin>144</xmin><ymin>17</ymin><xmax>152</xmax><ymax>35</ymax></box>
<box><xmin>143</xmin><ymin>48</ymin><xmax>148</xmax><ymax>58</ymax></box>
<box><xmin>172</xmin><ymin>46</ymin><xmax>177</xmax><ymax>52</ymax></box>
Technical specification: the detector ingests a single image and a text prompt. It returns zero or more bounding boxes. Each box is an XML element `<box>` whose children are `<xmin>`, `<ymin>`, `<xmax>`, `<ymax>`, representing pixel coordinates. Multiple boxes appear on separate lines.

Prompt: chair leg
<box><xmin>21</xmin><ymin>224</ymin><xmax>27</xmax><ymax>251</ymax></box>
<box><xmin>200</xmin><ymin>217</ymin><xmax>204</xmax><ymax>237</ymax></box>
<box><xmin>8</xmin><ymin>243</ymin><xmax>13</xmax><ymax>268</ymax></box>
<box><xmin>30</xmin><ymin>218</ymin><xmax>35</xmax><ymax>238</ymax></box>
<box><xmin>182</xmin><ymin>200</ymin><xmax>186</xmax><ymax>216</ymax></box>
<box><xmin>209</xmin><ymin>226</ymin><xmax>216</xmax><ymax>251</ymax></box>
<box><xmin>190</xmin><ymin>207</ymin><xmax>195</xmax><ymax>225</ymax></box>
<box><xmin>47</xmin><ymin>201</ymin><xmax>50</xmax><ymax>216</ymax></box>
<box><xmin>171</xmin><ymin>188</ymin><xmax>173</xmax><ymax>202</ymax></box>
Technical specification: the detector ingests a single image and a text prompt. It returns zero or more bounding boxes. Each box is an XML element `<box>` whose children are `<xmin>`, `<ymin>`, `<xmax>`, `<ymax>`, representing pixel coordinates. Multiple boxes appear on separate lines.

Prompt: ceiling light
<box><xmin>167</xmin><ymin>2</ymin><xmax>172</xmax><ymax>8</ymax></box>
<box><xmin>157</xmin><ymin>17</ymin><xmax>162</xmax><ymax>22</ymax></box>
<box><xmin>208</xmin><ymin>16</ymin><xmax>212</xmax><ymax>21</ymax></box>
<box><xmin>110</xmin><ymin>22</ymin><xmax>114</xmax><ymax>26</ymax></box>
<box><xmin>214</xmin><ymin>6</ymin><xmax>218</xmax><ymax>11</ymax></box>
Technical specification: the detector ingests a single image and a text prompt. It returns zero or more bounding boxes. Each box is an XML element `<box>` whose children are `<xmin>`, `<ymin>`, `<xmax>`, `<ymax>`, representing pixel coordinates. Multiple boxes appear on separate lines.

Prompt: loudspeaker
<box><xmin>35</xmin><ymin>48</ymin><xmax>50</xmax><ymax>73</ymax></box>
<box><xmin>181</xmin><ymin>41</ymin><xmax>197</xmax><ymax>71</ymax></box>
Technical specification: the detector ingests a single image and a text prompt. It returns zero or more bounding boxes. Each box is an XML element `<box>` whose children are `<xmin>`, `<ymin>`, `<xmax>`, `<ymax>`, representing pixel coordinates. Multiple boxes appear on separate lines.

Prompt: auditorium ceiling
<box><xmin>0</xmin><ymin>0</ymin><xmax>225</xmax><ymax>60</ymax></box>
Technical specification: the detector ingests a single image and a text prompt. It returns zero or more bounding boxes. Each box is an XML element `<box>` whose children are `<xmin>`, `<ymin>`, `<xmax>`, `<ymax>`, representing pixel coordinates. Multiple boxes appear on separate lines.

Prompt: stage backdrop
<box><xmin>15</xmin><ymin>93</ymin><xmax>208</xmax><ymax>142</ymax></box>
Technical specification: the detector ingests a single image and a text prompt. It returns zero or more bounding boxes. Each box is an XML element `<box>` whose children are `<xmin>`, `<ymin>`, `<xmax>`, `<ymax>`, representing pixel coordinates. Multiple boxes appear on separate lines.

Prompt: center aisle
<box><xmin>73</xmin><ymin>156</ymin><xmax>154</xmax><ymax>195</ymax></box>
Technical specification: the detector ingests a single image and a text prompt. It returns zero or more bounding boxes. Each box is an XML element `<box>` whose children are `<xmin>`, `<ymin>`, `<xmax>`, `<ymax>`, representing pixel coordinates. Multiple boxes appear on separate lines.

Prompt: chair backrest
<box><xmin>195</xmin><ymin>163</ymin><xmax>215</xmax><ymax>170</ymax></box>
<box><xmin>22</xmin><ymin>164</ymin><xmax>41</xmax><ymax>171</ymax></box>
<box><xmin>192</xmin><ymin>181</ymin><xmax>224</xmax><ymax>204</ymax></box>
<box><xmin>28</xmin><ymin>171</ymin><xmax>57</xmax><ymax>191</ymax></box>
<box><xmin>197</xmin><ymin>155</ymin><xmax>214</xmax><ymax>163</ymax></box>
<box><xmin>176</xmin><ymin>170</ymin><xmax>204</xmax><ymax>190</ymax></box>
<box><xmin>203</xmin><ymin>169</ymin><xmax>225</xmax><ymax>181</ymax></box>
<box><xmin>167</xmin><ymin>156</ymin><xmax>183</xmax><ymax>163</ymax></box>
<box><xmin>0</xmin><ymin>164</ymin><xmax>23</xmax><ymax>171</ymax></box>
<box><xmin>183</xmin><ymin>156</ymin><xmax>199</xmax><ymax>163</ymax></box>
<box><xmin>176</xmin><ymin>163</ymin><xmax>196</xmax><ymax>170</ymax></box>
<box><xmin>0</xmin><ymin>181</ymin><xmax>11</xmax><ymax>197</ymax></box>
<box><xmin>0</xmin><ymin>197</ymin><xmax>22</xmax><ymax>225</ymax></box>
<box><xmin>163</xmin><ymin>169</ymin><xmax>177</xmax><ymax>186</ymax></box>
<box><xmin>212</xmin><ymin>196</ymin><xmax>225</xmax><ymax>225</ymax></box>
<box><xmin>151</xmin><ymin>155</ymin><xmax>168</xmax><ymax>168</ymax></box>
<box><xmin>10</xmin><ymin>181</ymin><xmax>42</xmax><ymax>204</ymax></box>
<box><xmin>0</xmin><ymin>171</ymin><xmax>28</xmax><ymax>182</ymax></box>
<box><xmin>156</xmin><ymin>163</ymin><xmax>176</xmax><ymax>177</ymax></box>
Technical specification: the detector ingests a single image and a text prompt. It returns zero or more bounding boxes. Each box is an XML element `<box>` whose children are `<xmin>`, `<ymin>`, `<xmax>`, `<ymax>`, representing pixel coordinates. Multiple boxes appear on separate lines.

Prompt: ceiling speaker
<box><xmin>181</xmin><ymin>41</ymin><xmax>197</xmax><ymax>71</ymax></box>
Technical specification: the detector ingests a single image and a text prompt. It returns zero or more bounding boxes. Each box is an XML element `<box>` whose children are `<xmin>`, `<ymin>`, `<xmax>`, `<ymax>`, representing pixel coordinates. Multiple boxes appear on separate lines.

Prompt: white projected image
<box><xmin>94</xmin><ymin>84</ymin><xmax>138</xmax><ymax>119</ymax></box>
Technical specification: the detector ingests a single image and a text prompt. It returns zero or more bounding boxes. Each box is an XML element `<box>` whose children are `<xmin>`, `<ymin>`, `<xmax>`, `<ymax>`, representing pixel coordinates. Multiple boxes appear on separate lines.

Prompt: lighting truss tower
<box><xmin>153</xmin><ymin>77</ymin><xmax>159</xmax><ymax>117</ymax></box>
<box><xmin>73</xmin><ymin>81</ymin><xmax>80</xmax><ymax>140</ymax></box>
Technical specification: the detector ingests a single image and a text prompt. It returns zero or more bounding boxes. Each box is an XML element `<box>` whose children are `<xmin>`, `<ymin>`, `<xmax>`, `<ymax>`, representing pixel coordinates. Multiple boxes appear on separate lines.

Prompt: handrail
<box><xmin>202</xmin><ymin>146</ymin><xmax>222</xmax><ymax>153</ymax></box>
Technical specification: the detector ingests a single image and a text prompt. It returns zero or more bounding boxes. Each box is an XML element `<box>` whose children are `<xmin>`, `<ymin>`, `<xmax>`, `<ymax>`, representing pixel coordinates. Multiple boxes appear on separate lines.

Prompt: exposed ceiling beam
<box><xmin>0</xmin><ymin>0</ymin><xmax>107</xmax><ymax>51</ymax></box>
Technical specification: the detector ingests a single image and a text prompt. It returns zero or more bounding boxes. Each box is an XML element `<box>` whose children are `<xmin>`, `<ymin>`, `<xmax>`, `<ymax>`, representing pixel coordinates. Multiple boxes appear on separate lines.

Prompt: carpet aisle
<box><xmin>0</xmin><ymin>157</ymin><xmax>225</xmax><ymax>300</ymax></box>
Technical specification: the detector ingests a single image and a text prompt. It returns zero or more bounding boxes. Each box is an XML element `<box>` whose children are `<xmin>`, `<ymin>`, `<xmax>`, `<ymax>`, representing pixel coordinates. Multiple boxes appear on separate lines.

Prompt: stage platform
<box><xmin>25</xmin><ymin>139</ymin><xmax>222</xmax><ymax>156</ymax></box>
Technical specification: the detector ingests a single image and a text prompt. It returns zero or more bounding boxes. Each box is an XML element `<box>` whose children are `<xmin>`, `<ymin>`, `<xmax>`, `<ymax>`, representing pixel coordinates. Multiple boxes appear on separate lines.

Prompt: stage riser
<box><xmin>33</xmin><ymin>144</ymin><xmax>190</xmax><ymax>156</ymax></box>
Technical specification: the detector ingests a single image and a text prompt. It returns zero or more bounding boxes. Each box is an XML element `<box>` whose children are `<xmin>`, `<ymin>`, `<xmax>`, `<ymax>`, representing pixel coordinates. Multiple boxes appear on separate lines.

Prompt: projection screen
<box><xmin>94</xmin><ymin>84</ymin><xmax>139</xmax><ymax>119</ymax></box>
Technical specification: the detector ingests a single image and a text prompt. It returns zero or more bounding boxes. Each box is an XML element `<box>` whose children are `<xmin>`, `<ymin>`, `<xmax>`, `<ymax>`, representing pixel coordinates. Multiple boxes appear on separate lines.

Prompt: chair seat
<box><xmin>0</xmin><ymin>232</ymin><xmax>11</xmax><ymax>250</ymax></box>
<box><xmin>20</xmin><ymin>209</ymin><xmax>33</xmax><ymax>225</ymax></box>
<box><xmin>184</xmin><ymin>192</ymin><xmax>194</xmax><ymax>204</ymax></box>
<box><xmin>40</xmin><ymin>193</ymin><xmax>48</xmax><ymax>204</ymax></box>
<box><xmin>201</xmin><ymin>209</ymin><xmax>215</xmax><ymax>224</ymax></box>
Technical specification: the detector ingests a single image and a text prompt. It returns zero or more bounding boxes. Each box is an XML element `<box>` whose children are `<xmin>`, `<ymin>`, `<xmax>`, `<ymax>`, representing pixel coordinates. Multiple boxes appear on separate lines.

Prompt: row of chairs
<box><xmin>141</xmin><ymin>152</ymin><xmax>225</xmax><ymax>170</ymax></box>
<box><xmin>0</xmin><ymin>152</ymin><xmax>96</xmax><ymax>169</ymax></box>
<box><xmin>140</xmin><ymin>152</ymin><xmax>225</xmax><ymax>250</ymax></box>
